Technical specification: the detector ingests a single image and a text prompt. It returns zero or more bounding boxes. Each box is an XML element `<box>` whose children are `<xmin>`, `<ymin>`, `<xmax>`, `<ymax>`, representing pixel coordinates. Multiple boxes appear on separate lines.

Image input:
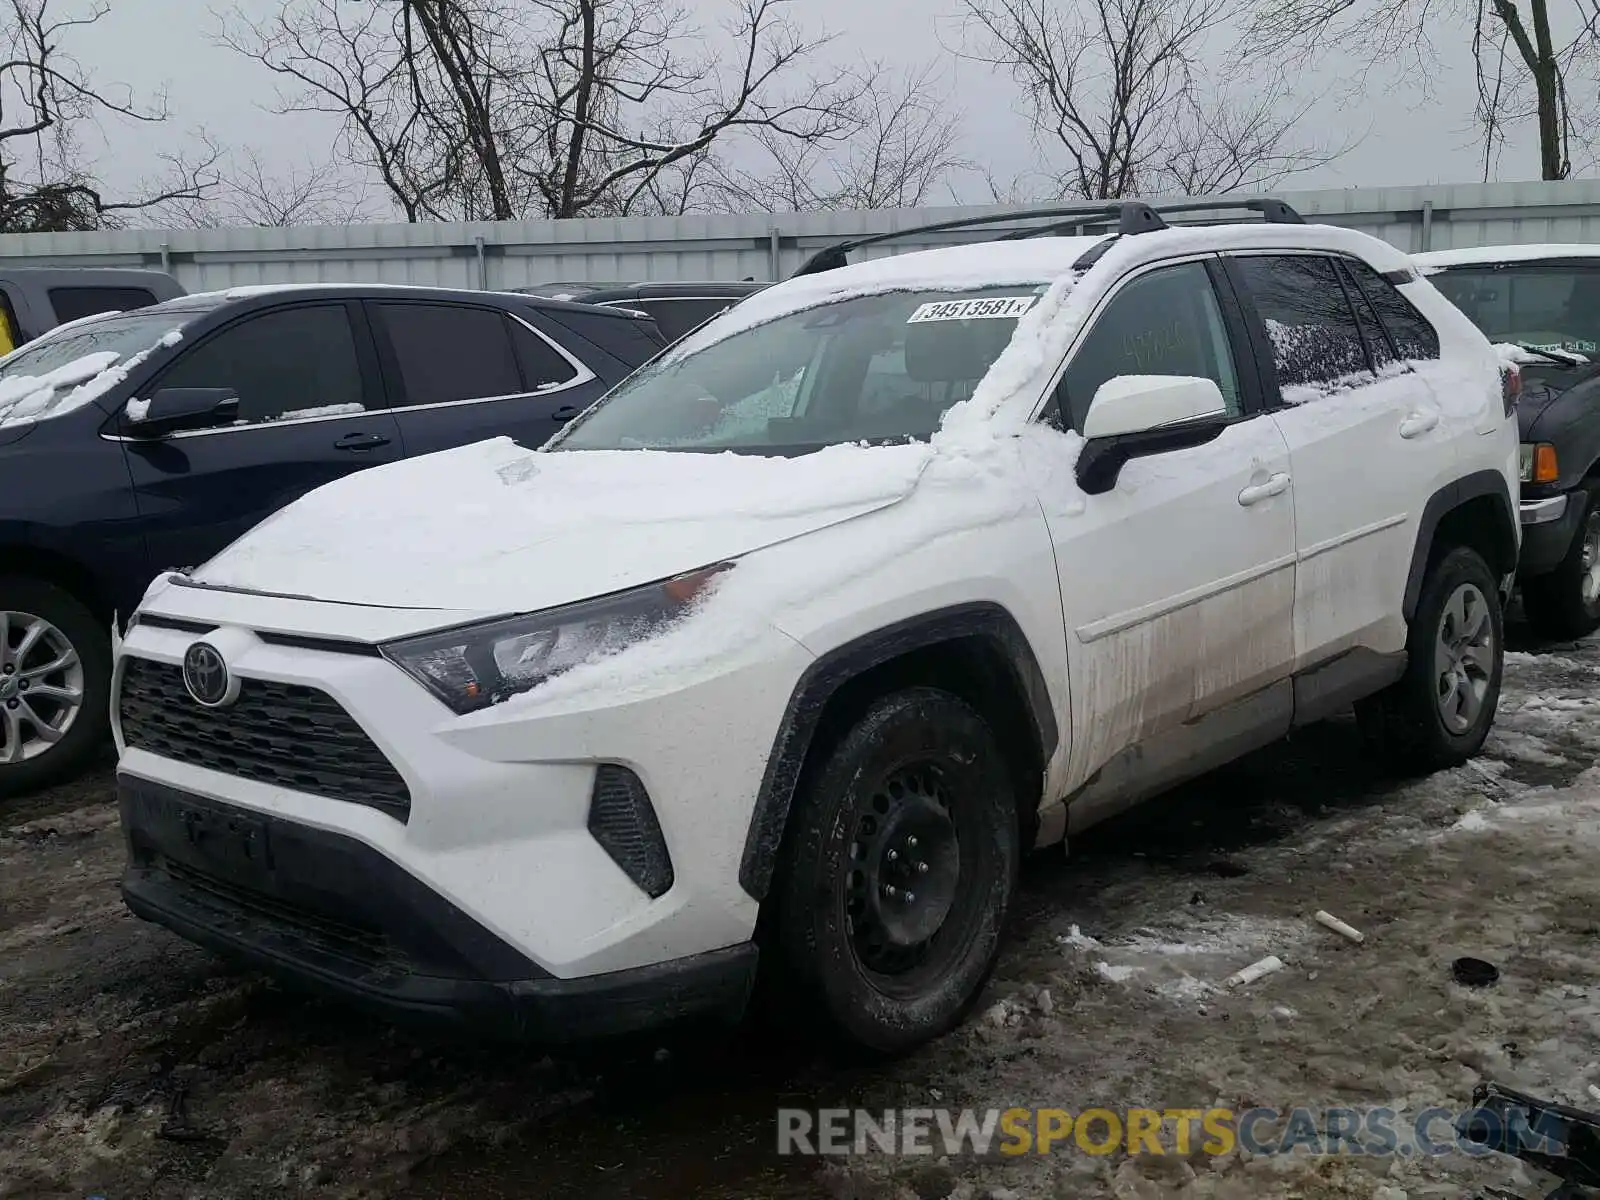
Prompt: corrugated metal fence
<box><xmin>2</xmin><ymin>180</ymin><xmax>1599</xmax><ymax>293</ymax></box>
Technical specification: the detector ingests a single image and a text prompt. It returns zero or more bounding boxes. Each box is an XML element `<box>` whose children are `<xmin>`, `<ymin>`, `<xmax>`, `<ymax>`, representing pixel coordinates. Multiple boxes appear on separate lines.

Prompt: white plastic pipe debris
<box><xmin>1588</xmin><ymin>1083</ymin><xmax>1600</xmax><ymax>1105</ymax></box>
<box><xmin>1224</xmin><ymin>955</ymin><xmax>1284</xmax><ymax>988</ymax></box>
<box><xmin>1315</xmin><ymin>910</ymin><xmax>1366</xmax><ymax>944</ymax></box>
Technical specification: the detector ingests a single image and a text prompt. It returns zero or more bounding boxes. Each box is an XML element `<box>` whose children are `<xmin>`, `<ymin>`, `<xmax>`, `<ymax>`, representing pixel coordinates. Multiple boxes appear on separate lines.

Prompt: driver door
<box><xmin>119</xmin><ymin>301</ymin><xmax>403</xmax><ymax>576</ymax></box>
<box><xmin>1034</xmin><ymin>257</ymin><xmax>1298</xmax><ymax>823</ymax></box>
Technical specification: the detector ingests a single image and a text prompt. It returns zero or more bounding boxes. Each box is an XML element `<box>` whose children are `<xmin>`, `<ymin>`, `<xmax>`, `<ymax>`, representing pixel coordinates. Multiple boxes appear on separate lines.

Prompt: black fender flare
<box><xmin>737</xmin><ymin>601</ymin><xmax>1059</xmax><ymax>902</ymax></box>
<box><xmin>1402</xmin><ymin>469</ymin><xmax>1518</xmax><ymax>621</ymax></box>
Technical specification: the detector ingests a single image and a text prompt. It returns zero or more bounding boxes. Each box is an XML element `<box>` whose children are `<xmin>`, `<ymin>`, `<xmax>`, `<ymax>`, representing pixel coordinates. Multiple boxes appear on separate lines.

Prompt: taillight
<box><xmin>1500</xmin><ymin>363</ymin><xmax>1521</xmax><ymax>416</ymax></box>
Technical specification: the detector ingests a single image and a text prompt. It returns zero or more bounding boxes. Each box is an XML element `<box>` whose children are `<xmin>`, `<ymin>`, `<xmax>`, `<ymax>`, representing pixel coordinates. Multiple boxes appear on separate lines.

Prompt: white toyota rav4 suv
<box><xmin>112</xmin><ymin>199</ymin><xmax>1519</xmax><ymax>1055</ymax></box>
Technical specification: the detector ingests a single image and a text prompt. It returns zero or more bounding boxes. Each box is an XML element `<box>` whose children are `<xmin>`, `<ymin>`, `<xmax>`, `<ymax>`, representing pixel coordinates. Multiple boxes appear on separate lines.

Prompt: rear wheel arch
<box><xmin>1403</xmin><ymin>470</ymin><xmax>1518</xmax><ymax>621</ymax></box>
<box><xmin>738</xmin><ymin>602</ymin><xmax>1059</xmax><ymax>904</ymax></box>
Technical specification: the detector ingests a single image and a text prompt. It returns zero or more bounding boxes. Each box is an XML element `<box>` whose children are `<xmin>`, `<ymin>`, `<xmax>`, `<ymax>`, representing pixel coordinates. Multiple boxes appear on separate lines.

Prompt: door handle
<box><xmin>333</xmin><ymin>432</ymin><xmax>391</xmax><ymax>451</ymax></box>
<box><xmin>551</xmin><ymin>405</ymin><xmax>581</xmax><ymax>422</ymax></box>
<box><xmin>1238</xmin><ymin>472</ymin><xmax>1291</xmax><ymax>506</ymax></box>
<box><xmin>1399</xmin><ymin>410</ymin><xmax>1439</xmax><ymax>439</ymax></box>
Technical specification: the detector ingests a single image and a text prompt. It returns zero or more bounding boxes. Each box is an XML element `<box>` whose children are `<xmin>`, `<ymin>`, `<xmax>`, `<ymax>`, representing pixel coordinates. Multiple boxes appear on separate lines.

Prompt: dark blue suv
<box><xmin>0</xmin><ymin>283</ymin><xmax>666</xmax><ymax>795</ymax></box>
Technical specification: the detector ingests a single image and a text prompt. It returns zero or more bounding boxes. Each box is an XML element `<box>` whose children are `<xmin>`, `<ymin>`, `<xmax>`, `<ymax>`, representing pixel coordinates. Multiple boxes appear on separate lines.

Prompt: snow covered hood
<box><xmin>1412</xmin><ymin>243</ymin><xmax>1600</xmax><ymax>273</ymax></box>
<box><xmin>191</xmin><ymin>437</ymin><xmax>937</xmax><ymax>614</ymax></box>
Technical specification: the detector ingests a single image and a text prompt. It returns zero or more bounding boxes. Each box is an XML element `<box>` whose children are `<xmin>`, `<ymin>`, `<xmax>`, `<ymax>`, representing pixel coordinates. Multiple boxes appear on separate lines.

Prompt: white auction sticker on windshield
<box><xmin>906</xmin><ymin>296</ymin><xmax>1037</xmax><ymax>323</ymax></box>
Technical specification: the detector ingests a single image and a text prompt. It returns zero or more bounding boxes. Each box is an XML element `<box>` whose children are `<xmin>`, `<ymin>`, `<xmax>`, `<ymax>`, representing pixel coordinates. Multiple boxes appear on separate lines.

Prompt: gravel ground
<box><xmin>3</xmin><ymin>628</ymin><xmax>1599</xmax><ymax>1200</ymax></box>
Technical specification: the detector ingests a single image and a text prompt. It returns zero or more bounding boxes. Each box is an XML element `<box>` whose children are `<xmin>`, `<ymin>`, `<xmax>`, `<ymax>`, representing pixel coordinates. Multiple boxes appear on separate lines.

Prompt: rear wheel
<box><xmin>0</xmin><ymin>578</ymin><xmax>110</xmax><ymax>799</ymax></box>
<box><xmin>766</xmin><ymin>687</ymin><xmax>1019</xmax><ymax>1056</ymax></box>
<box><xmin>1356</xmin><ymin>546</ymin><xmax>1504</xmax><ymax>774</ymax></box>
<box><xmin>1520</xmin><ymin>491</ymin><xmax>1600</xmax><ymax>640</ymax></box>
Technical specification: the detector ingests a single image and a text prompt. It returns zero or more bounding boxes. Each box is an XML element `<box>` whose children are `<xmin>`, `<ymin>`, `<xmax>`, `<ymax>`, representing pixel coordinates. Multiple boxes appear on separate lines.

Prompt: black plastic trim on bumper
<box><xmin>118</xmin><ymin>777</ymin><xmax>757</xmax><ymax>1040</ymax></box>
<box><xmin>1518</xmin><ymin>486</ymin><xmax>1589</xmax><ymax>577</ymax></box>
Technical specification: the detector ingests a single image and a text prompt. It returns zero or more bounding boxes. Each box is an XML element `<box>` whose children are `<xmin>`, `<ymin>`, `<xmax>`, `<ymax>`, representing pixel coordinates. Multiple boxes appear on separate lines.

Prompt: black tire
<box><xmin>765</xmin><ymin>687</ymin><xmax>1019</xmax><ymax>1057</ymax></box>
<box><xmin>1355</xmin><ymin>546</ymin><xmax>1504</xmax><ymax>775</ymax></box>
<box><xmin>0</xmin><ymin>577</ymin><xmax>112</xmax><ymax>799</ymax></box>
<box><xmin>1520</xmin><ymin>491</ymin><xmax>1600</xmax><ymax>640</ymax></box>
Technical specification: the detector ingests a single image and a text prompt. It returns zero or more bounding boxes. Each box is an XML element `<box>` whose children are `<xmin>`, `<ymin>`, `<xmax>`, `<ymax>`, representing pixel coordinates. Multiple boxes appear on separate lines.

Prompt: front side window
<box><xmin>158</xmin><ymin>304</ymin><xmax>365</xmax><ymax>425</ymax></box>
<box><xmin>375</xmin><ymin>303</ymin><xmax>523</xmax><ymax>406</ymax></box>
<box><xmin>552</xmin><ymin>284</ymin><xmax>1050</xmax><ymax>453</ymax></box>
<box><xmin>1428</xmin><ymin>263</ymin><xmax>1600</xmax><ymax>357</ymax></box>
<box><xmin>1234</xmin><ymin>255</ymin><xmax>1370</xmax><ymax>399</ymax></box>
<box><xmin>1057</xmin><ymin>262</ymin><xmax>1243</xmax><ymax>432</ymax></box>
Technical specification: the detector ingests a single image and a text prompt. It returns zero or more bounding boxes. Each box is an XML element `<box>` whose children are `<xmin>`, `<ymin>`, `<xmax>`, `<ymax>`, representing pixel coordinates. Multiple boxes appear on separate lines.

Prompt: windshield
<box><xmin>0</xmin><ymin>308</ymin><xmax>194</xmax><ymax>383</ymax></box>
<box><xmin>551</xmin><ymin>284</ymin><xmax>1050</xmax><ymax>452</ymax></box>
<box><xmin>1430</xmin><ymin>264</ymin><xmax>1600</xmax><ymax>358</ymax></box>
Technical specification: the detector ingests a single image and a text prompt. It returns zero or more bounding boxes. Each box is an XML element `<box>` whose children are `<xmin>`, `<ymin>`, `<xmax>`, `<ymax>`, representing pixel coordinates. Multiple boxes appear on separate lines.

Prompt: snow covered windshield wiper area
<box><xmin>551</xmin><ymin>284</ymin><xmax>1051</xmax><ymax>453</ymax></box>
<box><xmin>0</xmin><ymin>309</ymin><xmax>195</xmax><ymax>429</ymax></box>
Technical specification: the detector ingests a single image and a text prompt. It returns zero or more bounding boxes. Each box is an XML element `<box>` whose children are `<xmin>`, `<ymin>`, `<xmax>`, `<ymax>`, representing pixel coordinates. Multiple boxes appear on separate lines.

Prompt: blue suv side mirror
<box><xmin>125</xmin><ymin>388</ymin><xmax>241</xmax><ymax>438</ymax></box>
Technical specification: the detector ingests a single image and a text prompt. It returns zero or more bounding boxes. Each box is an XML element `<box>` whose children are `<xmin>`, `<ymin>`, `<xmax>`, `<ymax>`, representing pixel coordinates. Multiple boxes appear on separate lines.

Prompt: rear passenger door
<box><xmin>1225</xmin><ymin>252</ymin><xmax>1448</xmax><ymax>672</ymax></box>
<box><xmin>367</xmin><ymin>301</ymin><xmax>603</xmax><ymax>454</ymax></box>
<box><xmin>120</xmin><ymin>301</ymin><xmax>404</xmax><ymax>573</ymax></box>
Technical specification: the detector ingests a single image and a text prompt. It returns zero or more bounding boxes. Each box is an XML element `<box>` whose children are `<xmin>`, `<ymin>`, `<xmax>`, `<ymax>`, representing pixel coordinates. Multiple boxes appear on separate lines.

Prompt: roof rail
<box><xmin>787</xmin><ymin>196</ymin><xmax>1306</xmax><ymax>279</ymax></box>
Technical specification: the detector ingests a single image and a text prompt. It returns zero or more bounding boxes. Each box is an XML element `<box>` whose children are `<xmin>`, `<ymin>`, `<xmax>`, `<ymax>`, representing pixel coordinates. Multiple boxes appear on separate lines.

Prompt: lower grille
<box><xmin>161</xmin><ymin>857</ymin><xmax>393</xmax><ymax>969</ymax></box>
<box><xmin>118</xmin><ymin>657</ymin><xmax>411</xmax><ymax>820</ymax></box>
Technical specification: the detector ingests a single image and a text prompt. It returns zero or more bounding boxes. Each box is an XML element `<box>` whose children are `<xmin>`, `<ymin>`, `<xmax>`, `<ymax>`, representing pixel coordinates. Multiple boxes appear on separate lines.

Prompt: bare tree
<box><xmin>954</xmin><ymin>0</ymin><xmax>1344</xmax><ymax>200</ymax></box>
<box><xmin>159</xmin><ymin>148</ymin><xmax>382</xmax><ymax>228</ymax></box>
<box><xmin>694</xmin><ymin>62</ymin><xmax>971</xmax><ymax>212</ymax></box>
<box><xmin>218</xmin><ymin>0</ymin><xmax>876</xmax><ymax>222</ymax></box>
<box><xmin>1243</xmin><ymin>0</ymin><xmax>1595</xmax><ymax>180</ymax></box>
<box><xmin>0</xmin><ymin>0</ymin><xmax>219</xmax><ymax>231</ymax></box>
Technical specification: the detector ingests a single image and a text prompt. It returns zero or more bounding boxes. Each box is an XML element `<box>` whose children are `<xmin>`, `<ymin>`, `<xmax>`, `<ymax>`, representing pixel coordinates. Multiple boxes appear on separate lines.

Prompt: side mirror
<box><xmin>124</xmin><ymin>388</ymin><xmax>240</xmax><ymax>437</ymax></box>
<box><xmin>1075</xmin><ymin>374</ymin><xmax>1231</xmax><ymax>495</ymax></box>
<box><xmin>1082</xmin><ymin>374</ymin><xmax>1228</xmax><ymax>439</ymax></box>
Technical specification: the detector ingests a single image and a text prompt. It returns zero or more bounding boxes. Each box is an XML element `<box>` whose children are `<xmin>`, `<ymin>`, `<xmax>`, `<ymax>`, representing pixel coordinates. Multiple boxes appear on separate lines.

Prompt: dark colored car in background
<box><xmin>514</xmin><ymin>280</ymin><xmax>769</xmax><ymax>343</ymax></box>
<box><xmin>1418</xmin><ymin>246</ymin><xmax>1600</xmax><ymax>638</ymax></box>
<box><xmin>0</xmin><ymin>267</ymin><xmax>184</xmax><ymax>354</ymax></box>
<box><xmin>0</xmin><ymin>283</ymin><xmax>666</xmax><ymax>796</ymax></box>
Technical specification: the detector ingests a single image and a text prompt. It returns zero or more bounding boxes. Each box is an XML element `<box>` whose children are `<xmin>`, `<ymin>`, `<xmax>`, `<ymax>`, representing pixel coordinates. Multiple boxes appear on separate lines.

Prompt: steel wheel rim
<box><xmin>845</xmin><ymin>763</ymin><xmax>964</xmax><ymax>979</ymax></box>
<box><xmin>0</xmin><ymin>610</ymin><xmax>85</xmax><ymax>764</ymax></box>
<box><xmin>1434</xmin><ymin>583</ymin><xmax>1494</xmax><ymax>735</ymax></box>
<box><xmin>1581</xmin><ymin>512</ymin><xmax>1600</xmax><ymax>607</ymax></box>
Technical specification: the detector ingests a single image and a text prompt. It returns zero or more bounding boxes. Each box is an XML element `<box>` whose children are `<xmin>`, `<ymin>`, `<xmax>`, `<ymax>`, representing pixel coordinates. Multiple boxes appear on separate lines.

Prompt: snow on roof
<box><xmin>181</xmin><ymin>281</ymin><xmax>473</xmax><ymax>303</ymax></box>
<box><xmin>1413</xmin><ymin>243</ymin><xmax>1600</xmax><ymax>271</ymax></box>
<box><xmin>683</xmin><ymin>220</ymin><xmax>1410</xmax><ymax>360</ymax></box>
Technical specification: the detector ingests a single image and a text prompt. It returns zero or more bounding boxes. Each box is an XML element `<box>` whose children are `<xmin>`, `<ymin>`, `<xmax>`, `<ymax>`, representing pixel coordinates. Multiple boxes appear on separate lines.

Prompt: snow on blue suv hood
<box><xmin>191</xmin><ymin>436</ymin><xmax>933</xmax><ymax>614</ymax></box>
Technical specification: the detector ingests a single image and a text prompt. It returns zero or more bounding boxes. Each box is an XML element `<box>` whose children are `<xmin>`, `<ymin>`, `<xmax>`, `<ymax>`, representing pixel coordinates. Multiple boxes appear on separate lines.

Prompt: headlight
<box><xmin>381</xmin><ymin>563</ymin><xmax>731</xmax><ymax>714</ymax></box>
<box><xmin>1521</xmin><ymin>442</ymin><xmax>1558</xmax><ymax>484</ymax></box>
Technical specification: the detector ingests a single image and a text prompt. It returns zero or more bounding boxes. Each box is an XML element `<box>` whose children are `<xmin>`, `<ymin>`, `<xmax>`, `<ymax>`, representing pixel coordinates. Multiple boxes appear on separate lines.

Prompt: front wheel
<box><xmin>1356</xmin><ymin>546</ymin><xmax>1504</xmax><ymax>774</ymax></box>
<box><xmin>1520</xmin><ymin>491</ymin><xmax>1600</xmax><ymax>640</ymax></box>
<box><xmin>0</xmin><ymin>578</ymin><xmax>111</xmax><ymax>799</ymax></box>
<box><xmin>765</xmin><ymin>687</ymin><xmax>1020</xmax><ymax>1057</ymax></box>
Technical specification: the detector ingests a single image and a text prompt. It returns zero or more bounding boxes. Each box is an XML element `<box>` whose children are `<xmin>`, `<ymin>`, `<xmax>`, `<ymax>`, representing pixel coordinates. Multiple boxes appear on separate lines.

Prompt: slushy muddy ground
<box><xmin>4</xmin><ymin>630</ymin><xmax>1599</xmax><ymax>1200</ymax></box>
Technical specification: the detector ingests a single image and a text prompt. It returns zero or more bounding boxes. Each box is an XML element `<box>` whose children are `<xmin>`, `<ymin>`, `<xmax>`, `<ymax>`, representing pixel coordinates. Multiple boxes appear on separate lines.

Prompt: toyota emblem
<box><xmin>182</xmin><ymin>641</ymin><xmax>234</xmax><ymax>707</ymax></box>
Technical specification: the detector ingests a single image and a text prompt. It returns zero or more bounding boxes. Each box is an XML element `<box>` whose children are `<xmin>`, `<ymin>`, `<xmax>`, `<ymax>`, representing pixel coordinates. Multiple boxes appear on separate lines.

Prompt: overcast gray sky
<box><xmin>73</xmin><ymin>0</ymin><xmax>1520</xmax><ymax>218</ymax></box>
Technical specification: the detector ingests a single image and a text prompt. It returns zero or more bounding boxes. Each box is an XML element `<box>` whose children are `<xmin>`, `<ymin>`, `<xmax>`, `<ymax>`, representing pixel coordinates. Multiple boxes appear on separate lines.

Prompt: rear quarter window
<box><xmin>1342</xmin><ymin>260</ymin><xmax>1441</xmax><ymax>361</ymax></box>
<box><xmin>49</xmin><ymin>286</ymin><xmax>159</xmax><ymax>325</ymax></box>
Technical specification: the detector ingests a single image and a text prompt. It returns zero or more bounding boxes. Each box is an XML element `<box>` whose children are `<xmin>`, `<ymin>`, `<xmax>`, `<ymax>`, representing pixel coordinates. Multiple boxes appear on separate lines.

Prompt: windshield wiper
<box><xmin>1513</xmin><ymin>343</ymin><xmax>1588</xmax><ymax>366</ymax></box>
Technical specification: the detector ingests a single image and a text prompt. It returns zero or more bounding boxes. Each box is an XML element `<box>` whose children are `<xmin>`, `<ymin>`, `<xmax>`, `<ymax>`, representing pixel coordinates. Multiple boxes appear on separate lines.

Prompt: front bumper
<box><xmin>1518</xmin><ymin>487</ymin><xmax>1587</xmax><ymax>576</ymax></box>
<box><xmin>114</xmin><ymin>588</ymin><xmax>812</xmax><ymax>984</ymax></box>
<box><xmin>119</xmin><ymin>775</ymin><xmax>758</xmax><ymax>1039</ymax></box>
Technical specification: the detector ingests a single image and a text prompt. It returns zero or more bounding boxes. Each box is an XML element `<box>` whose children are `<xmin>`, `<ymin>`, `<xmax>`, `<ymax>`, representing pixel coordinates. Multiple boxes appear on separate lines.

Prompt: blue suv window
<box><xmin>375</xmin><ymin>303</ymin><xmax>522</xmax><ymax>406</ymax></box>
<box><xmin>158</xmin><ymin>304</ymin><xmax>366</xmax><ymax>425</ymax></box>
